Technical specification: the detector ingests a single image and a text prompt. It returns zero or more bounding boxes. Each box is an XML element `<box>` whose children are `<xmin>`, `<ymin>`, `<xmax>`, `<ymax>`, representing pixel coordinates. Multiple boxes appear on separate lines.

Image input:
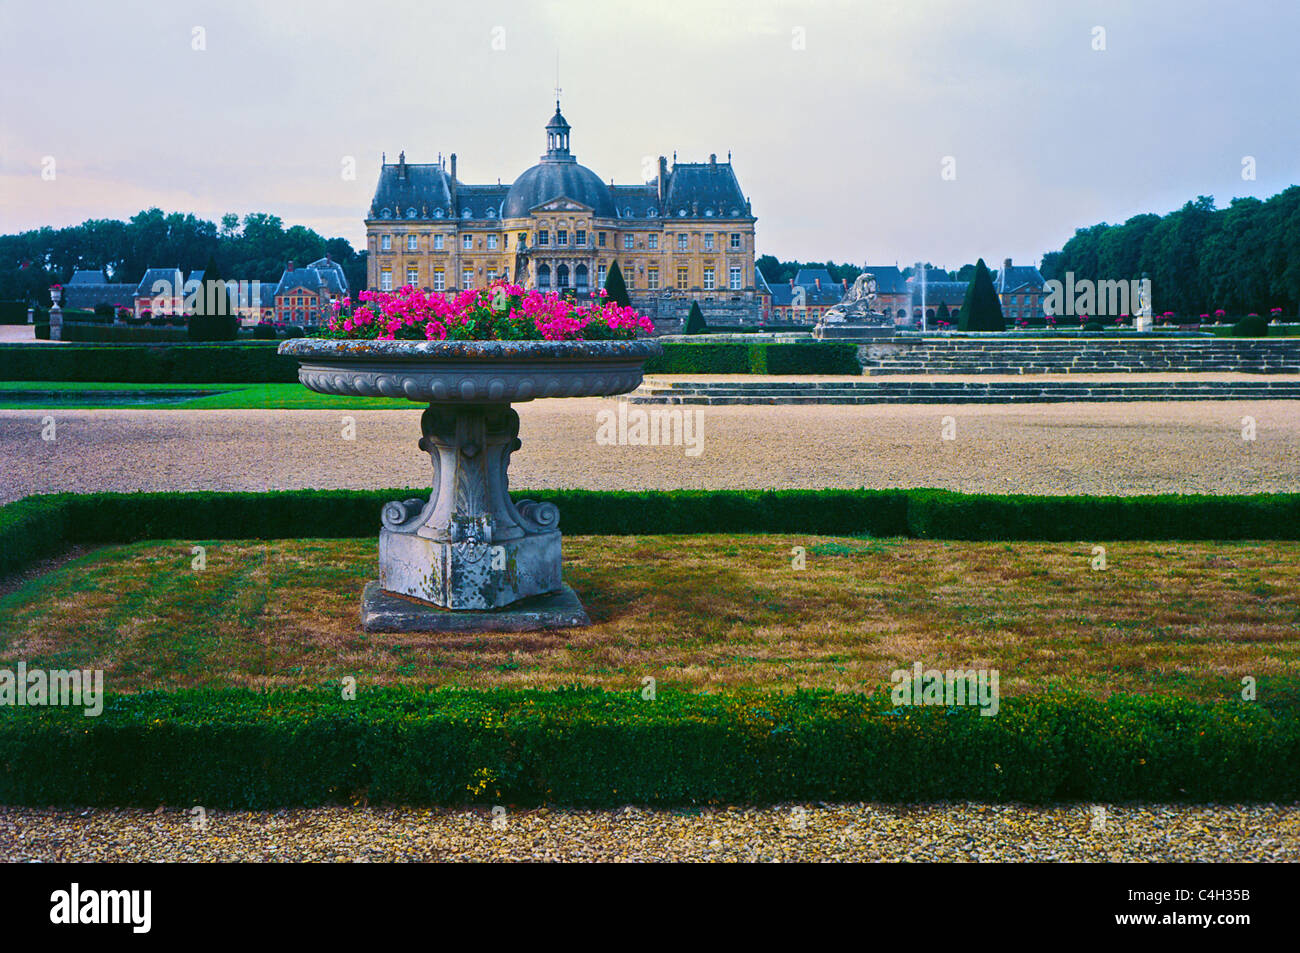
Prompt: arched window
<box><xmin>575</xmin><ymin>264</ymin><xmax>589</xmax><ymax>293</ymax></box>
<box><xmin>537</xmin><ymin>265</ymin><xmax>551</xmax><ymax>290</ymax></box>
<box><xmin>897</xmin><ymin>309</ymin><xmax>907</xmax><ymax>318</ymax></box>
<box><xmin>556</xmin><ymin>264</ymin><xmax>570</xmax><ymax>290</ymax></box>
<box><xmin>925</xmin><ymin>309</ymin><xmax>935</xmax><ymax>319</ymax></box>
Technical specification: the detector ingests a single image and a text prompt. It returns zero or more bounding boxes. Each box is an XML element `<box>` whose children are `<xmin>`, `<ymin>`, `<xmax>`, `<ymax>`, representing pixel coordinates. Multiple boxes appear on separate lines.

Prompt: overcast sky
<box><xmin>1</xmin><ymin>0</ymin><xmax>1296</xmax><ymax>270</ymax></box>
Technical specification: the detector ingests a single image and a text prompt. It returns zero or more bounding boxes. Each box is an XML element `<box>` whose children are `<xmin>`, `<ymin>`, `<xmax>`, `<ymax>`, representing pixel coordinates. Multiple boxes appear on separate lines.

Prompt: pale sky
<box><xmin>1</xmin><ymin>0</ymin><xmax>1295</xmax><ymax>270</ymax></box>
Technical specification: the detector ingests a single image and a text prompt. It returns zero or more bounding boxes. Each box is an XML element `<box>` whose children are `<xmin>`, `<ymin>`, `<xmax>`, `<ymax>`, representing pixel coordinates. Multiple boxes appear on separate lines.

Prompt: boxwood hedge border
<box><xmin>1</xmin><ymin>687</ymin><xmax>1295</xmax><ymax>807</ymax></box>
<box><xmin>3</xmin><ymin>487</ymin><xmax>1300</xmax><ymax>578</ymax></box>
<box><xmin>3</xmin><ymin>487</ymin><xmax>1298</xmax><ymax>807</ymax></box>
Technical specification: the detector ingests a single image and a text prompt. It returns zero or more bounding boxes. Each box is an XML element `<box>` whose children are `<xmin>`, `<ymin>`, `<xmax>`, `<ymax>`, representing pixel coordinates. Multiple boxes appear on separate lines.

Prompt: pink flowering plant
<box><xmin>321</xmin><ymin>281</ymin><xmax>653</xmax><ymax>342</ymax></box>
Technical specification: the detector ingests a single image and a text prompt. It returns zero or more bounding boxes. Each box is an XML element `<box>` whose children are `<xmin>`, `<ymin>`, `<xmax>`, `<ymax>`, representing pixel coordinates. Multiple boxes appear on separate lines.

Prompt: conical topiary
<box><xmin>604</xmin><ymin>260</ymin><xmax>631</xmax><ymax>308</ymax></box>
<box><xmin>683</xmin><ymin>300</ymin><xmax>707</xmax><ymax>335</ymax></box>
<box><xmin>957</xmin><ymin>258</ymin><xmax>1005</xmax><ymax>332</ymax></box>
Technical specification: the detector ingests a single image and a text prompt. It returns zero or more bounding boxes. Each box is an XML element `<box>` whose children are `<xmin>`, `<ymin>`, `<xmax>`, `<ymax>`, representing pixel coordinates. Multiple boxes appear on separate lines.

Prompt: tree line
<box><xmin>1039</xmin><ymin>187</ymin><xmax>1299</xmax><ymax>316</ymax></box>
<box><xmin>0</xmin><ymin>209</ymin><xmax>366</xmax><ymax>303</ymax></box>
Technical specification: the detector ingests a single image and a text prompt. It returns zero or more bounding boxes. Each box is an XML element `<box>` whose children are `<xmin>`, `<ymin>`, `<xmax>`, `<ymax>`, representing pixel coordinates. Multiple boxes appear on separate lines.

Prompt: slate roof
<box><xmin>62</xmin><ymin>283</ymin><xmax>135</xmax><ymax>309</ymax></box>
<box><xmin>766</xmin><ymin>282</ymin><xmax>843</xmax><ymax>308</ymax></box>
<box><xmin>661</xmin><ymin>161</ymin><xmax>748</xmax><ymax>219</ymax></box>
<box><xmin>998</xmin><ymin>264</ymin><xmax>1045</xmax><ymax>293</ymax></box>
<box><xmin>457</xmin><ymin>184</ymin><xmax>509</xmax><ymax>221</ymax></box>
<box><xmin>793</xmin><ymin>268</ymin><xmax>835</xmax><ymax>288</ymax></box>
<box><xmin>275</xmin><ymin>268</ymin><xmax>324</xmax><ymax>296</ymax></box>
<box><xmin>370</xmin><ymin>162</ymin><xmax>455</xmax><ymax>220</ymax></box>
<box><xmin>274</xmin><ymin>259</ymin><xmax>348</xmax><ymax>298</ymax></box>
<box><xmin>305</xmin><ymin>257</ymin><xmax>349</xmax><ymax>295</ymax></box>
<box><xmin>373</xmin><ymin>103</ymin><xmax>752</xmax><ymax>225</ymax></box>
<box><xmin>862</xmin><ymin>265</ymin><xmax>907</xmax><ymax>294</ymax></box>
<box><xmin>906</xmin><ymin>279</ymin><xmax>969</xmax><ymax>306</ymax></box>
<box><xmin>610</xmin><ymin>185</ymin><xmax>661</xmax><ymax>220</ymax></box>
<box><xmin>68</xmin><ymin>269</ymin><xmax>107</xmax><ymax>285</ymax></box>
<box><xmin>135</xmin><ymin>268</ymin><xmax>184</xmax><ymax>298</ymax></box>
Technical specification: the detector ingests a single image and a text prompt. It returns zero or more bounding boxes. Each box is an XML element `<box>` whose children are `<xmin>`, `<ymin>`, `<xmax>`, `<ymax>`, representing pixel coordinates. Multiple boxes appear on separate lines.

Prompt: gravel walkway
<box><xmin>3</xmin><ymin>399</ymin><xmax>1298</xmax><ymax>503</ymax></box>
<box><xmin>1</xmin><ymin>804</ymin><xmax>1293</xmax><ymax>862</ymax></box>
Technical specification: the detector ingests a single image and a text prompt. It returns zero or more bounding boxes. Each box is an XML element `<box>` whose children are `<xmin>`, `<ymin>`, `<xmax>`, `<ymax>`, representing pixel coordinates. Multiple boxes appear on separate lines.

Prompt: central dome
<box><xmin>503</xmin><ymin>103</ymin><xmax>616</xmax><ymax>219</ymax></box>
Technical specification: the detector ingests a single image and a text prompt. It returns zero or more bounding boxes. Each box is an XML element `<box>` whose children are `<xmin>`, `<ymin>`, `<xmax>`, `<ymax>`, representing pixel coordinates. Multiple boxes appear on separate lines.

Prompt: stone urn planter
<box><xmin>278</xmin><ymin>337</ymin><xmax>662</xmax><ymax>631</ymax></box>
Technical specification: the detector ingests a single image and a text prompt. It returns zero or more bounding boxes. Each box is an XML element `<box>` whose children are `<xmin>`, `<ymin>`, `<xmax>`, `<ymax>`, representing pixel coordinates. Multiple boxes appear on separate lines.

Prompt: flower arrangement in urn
<box><xmin>322</xmin><ymin>281</ymin><xmax>654</xmax><ymax>342</ymax></box>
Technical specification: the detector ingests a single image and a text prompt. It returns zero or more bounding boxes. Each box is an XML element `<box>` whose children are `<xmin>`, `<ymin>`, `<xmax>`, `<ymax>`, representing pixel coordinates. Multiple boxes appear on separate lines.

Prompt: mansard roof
<box><xmin>371</xmin><ymin>103</ymin><xmax>751</xmax><ymax>225</ymax></box>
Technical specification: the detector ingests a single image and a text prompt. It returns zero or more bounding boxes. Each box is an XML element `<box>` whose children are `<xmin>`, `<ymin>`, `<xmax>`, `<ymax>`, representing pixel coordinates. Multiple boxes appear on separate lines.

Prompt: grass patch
<box><xmin>2</xmin><ymin>535</ymin><xmax>1296</xmax><ymax>702</ymax></box>
<box><xmin>0</xmin><ymin>381</ymin><xmax>410</xmax><ymax>410</ymax></box>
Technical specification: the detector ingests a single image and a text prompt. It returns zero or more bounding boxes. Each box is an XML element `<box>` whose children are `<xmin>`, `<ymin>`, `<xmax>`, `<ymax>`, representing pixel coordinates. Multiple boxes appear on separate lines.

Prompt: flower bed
<box><xmin>322</xmin><ymin>282</ymin><xmax>653</xmax><ymax>342</ymax></box>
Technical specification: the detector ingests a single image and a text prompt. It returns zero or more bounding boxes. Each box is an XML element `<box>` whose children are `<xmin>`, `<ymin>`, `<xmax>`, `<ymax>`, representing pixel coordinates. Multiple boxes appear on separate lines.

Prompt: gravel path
<box><xmin>1</xmin><ymin>803</ymin><xmax>1293</xmax><ymax>862</ymax></box>
<box><xmin>3</xmin><ymin>399</ymin><xmax>1298</xmax><ymax>503</ymax></box>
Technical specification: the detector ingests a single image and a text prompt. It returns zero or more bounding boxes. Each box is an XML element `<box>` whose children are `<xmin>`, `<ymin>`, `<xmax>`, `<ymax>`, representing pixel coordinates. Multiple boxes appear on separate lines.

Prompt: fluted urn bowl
<box><xmin>279</xmin><ymin>337</ymin><xmax>662</xmax><ymax>403</ymax></box>
<box><xmin>278</xmin><ymin>337</ymin><xmax>662</xmax><ymax>628</ymax></box>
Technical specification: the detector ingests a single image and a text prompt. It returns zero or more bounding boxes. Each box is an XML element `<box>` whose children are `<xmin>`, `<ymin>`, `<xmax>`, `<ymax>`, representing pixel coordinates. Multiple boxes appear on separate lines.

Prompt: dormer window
<box><xmin>406</xmin><ymin>208</ymin><xmax>417</xmax><ymax>219</ymax></box>
<box><xmin>433</xmin><ymin>208</ymin><xmax>445</xmax><ymax>218</ymax></box>
<box><xmin>462</xmin><ymin>208</ymin><xmax>472</xmax><ymax>219</ymax></box>
<box><xmin>380</xmin><ymin>208</ymin><xmax>393</xmax><ymax>219</ymax></box>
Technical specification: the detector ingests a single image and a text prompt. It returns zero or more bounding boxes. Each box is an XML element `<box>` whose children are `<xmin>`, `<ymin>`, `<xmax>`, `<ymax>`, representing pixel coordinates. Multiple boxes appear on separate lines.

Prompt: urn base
<box><xmin>361</xmin><ymin>581</ymin><xmax>590</xmax><ymax>633</ymax></box>
<box><xmin>378</xmin><ymin>526</ymin><xmax>562</xmax><ymax>610</ymax></box>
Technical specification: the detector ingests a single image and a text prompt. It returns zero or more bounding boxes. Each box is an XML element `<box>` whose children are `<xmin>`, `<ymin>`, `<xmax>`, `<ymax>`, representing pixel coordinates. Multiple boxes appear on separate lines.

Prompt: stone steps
<box><xmin>857</xmin><ymin>338</ymin><xmax>1300</xmax><ymax>375</ymax></box>
<box><xmin>628</xmin><ymin>380</ymin><xmax>1300</xmax><ymax>405</ymax></box>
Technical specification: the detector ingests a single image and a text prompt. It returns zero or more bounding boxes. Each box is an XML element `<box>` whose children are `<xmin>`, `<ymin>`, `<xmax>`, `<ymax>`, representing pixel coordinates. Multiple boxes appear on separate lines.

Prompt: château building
<box><xmin>364</xmin><ymin>100</ymin><xmax>760</xmax><ymax>329</ymax></box>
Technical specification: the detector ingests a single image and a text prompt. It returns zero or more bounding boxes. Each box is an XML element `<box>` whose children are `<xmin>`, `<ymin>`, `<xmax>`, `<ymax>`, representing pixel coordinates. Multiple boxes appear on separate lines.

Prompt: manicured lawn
<box><xmin>0</xmin><ymin>381</ymin><xmax>409</xmax><ymax>409</ymax></box>
<box><xmin>1</xmin><ymin>535</ymin><xmax>1295</xmax><ymax>701</ymax></box>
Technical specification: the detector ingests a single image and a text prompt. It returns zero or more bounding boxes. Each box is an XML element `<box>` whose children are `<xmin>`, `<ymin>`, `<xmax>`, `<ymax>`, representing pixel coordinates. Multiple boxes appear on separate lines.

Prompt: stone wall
<box><xmin>857</xmin><ymin>337</ymin><xmax>1300</xmax><ymax>375</ymax></box>
<box><xmin>635</xmin><ymin>292</ymin><xmax>762</xmax><ymax>333</ymax></box>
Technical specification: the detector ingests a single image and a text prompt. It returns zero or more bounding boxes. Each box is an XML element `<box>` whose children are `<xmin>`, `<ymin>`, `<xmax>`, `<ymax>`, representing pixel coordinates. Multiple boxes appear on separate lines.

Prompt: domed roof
<box><xmin>503</xmin><ymin>103</ymin><xmax>615</xmax><ymax>219</ymax></box>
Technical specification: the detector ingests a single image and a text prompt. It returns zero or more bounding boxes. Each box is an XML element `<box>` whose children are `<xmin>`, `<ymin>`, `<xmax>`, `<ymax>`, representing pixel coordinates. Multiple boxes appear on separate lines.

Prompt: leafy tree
<box><xmin>604</xmin><ymin>260</ymin><xmax>630</xmax><ymax>307</ymax></box>
<box><xmin>957</xmin><ymin>259</ymin><xmax>1004</xmax><ymax>331</ymax></box>
<box><xmin>683</xmin><ymin>300</ymin><xmax>707</xmax><ymax>334</ymax></box>
<box><xmin>936</xmin><ymin>301</ymin><xmax>951</xmax><ymax>324</ymax></box>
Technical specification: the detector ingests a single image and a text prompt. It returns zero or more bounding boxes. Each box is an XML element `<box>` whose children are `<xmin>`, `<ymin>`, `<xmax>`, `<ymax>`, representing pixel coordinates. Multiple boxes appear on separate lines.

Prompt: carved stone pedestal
<box><xmin>276</xmin><ymin>337</ymin><xmax>663</xmax><ymax>633</ymax></box>
<box><xmin>379</xmin><ymin>404</ymin><xmax>562</xmax><ymax>610</ymax></box>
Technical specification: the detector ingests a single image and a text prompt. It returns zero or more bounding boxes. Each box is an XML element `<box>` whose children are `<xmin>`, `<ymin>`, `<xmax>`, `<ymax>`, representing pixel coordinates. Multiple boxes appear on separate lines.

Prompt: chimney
<box><xmin>789</xmin><ymin>278</ymin><xmax>795</xmax><ymax>288</ymax></box>
<box><xmin>397</xmin><ymin>151</ymin><xmax>406</xmax><ymax>179</ymax></box>
<box><xmin>1004</xmin><ymin>258</ymin><xmax>1012</xmax><ymax>272</ymax></box>
<box><xmin>287</xmin><ymin>260</ymin><xmax>295</xmax><ymax>273</ymax></box>
<box><xmin>843</xmin><ymin>279</ymin><xmax>848</xmax><ymax>290</ymax></box>
<box><xmin>450</xmin><ymin>153</ymin><xmax>458</xmax><ymax>209</ymax></box>
<box><xmin>710</xmin><ymin>153</ymin><xmax>717</xmax><ymax>165</ymax></box>
<box><xmin>657</xmin><ymin>156</ymin><xmax>667</xmax><ymax>201</ymax></box>
<box><xmin>815</xmin><ymin>278</ymin><xmax>821</xmax><ymax>291</ymax></box>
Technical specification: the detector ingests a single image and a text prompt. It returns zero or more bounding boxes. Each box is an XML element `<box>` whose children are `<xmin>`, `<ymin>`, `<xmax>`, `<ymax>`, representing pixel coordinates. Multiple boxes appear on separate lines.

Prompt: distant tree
<box><xmin>936</xmin><ymin>301</ymin><xmax>951</xmax><ymax>325</ymax></box>
<box><xmin>957</xmin><ymin>259</ymin><xmax>1005</xmax><ymax>331</ymax></box>
<box><xmin>604</xmin><ymin>260</ymin><xmax>631</xmax><ymax>307</ymax></box>
<box><xmin>683</xmin><ymin>300</ymin><xmax>708</xmax><ymax>334</ymax></box>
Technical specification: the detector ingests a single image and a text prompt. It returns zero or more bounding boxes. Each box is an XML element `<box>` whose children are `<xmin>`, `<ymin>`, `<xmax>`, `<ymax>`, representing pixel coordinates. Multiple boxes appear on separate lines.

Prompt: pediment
<box><xmin>531</xmin><ymin>197</ymin><xmax>592</xmax><ymax>213</ymax></box>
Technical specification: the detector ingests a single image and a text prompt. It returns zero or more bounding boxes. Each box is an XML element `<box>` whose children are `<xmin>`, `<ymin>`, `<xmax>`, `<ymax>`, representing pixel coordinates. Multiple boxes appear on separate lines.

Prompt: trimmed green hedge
<box><xmin>0</xmin><ymin>342</ymin><xmax>297</xmax><ymax>383</ymax></box>
<box><xmin>0</xmin><ymin>300</ymin><xmax>30</xmax><ymax>325</ymax></box>
<box><xmin>645</xmin><ymin>342</ymin><xmax>861</xmax><ymax>375</ymax></box>
<box><xmin>0</xmin><ymin>340</ymin><xmax>862</xmax><ymax>382</ymax></box>
<box><xmin>57</xmin><ymin>324</ymin><xmax>191</xmax><ymax>343</ymax></box>
<box><xmin>3</xmin><ymin>488</ymin><xmax>1298</xmax><ymax>578</ymax></box>
<box><xmin>0</xmin><ymin>688</ymin><xmax>1293</xmax><ymax>806</ymax></box>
